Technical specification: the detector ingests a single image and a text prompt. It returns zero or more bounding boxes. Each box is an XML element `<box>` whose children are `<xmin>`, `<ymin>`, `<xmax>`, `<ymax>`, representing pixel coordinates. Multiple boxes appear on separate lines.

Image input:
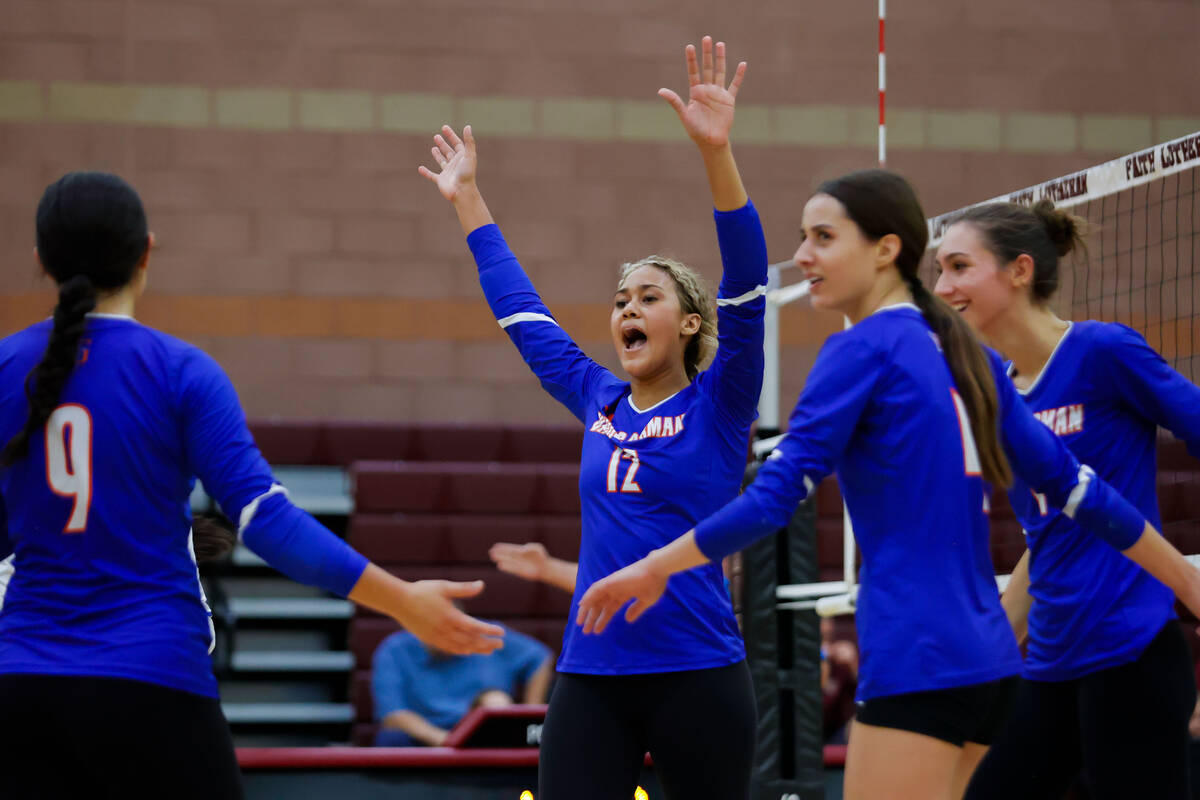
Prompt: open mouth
<box><xmin>807</xmin><ymin>277</ymin><xmax>824</xmax><ymax>290</ymax></box>
<box><xmin>622</xmin><ymin>328</ymin><xmax>648</xmax><ymax>351</ymax></box>
<box><xmin>951</xmin><ymin>302</ymin><xmax>968</xmax><ymax>312</ymax></box>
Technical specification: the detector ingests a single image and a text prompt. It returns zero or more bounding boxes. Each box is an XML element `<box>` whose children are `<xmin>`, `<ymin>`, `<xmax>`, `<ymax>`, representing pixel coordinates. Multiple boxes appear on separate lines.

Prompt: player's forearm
<box><xmin>645</xmin><ymin>530</ymin><xmax>711</xmax><ymax>578</ymax></box>
<box><xmin>698</xmin><ymin>143</ymin><xmax>748</xmax><ymax>212</ymax></box>
<box><xmin>1122</xmin><ymin>524</ymin><xmax>1200</xmax><ymax>616</ymax></box>
<box><xmin>381</xmin><ymin>710</ymin><xmax>450</xmax><ymax>746</ymax></box>
<box><xmin>1001</xmin><ymin>549</ymin><xmax>1033</xmax><ymax>646</ymax></box>
<box><xmin>451</xmin><ymin>183</ymin><xmax>495</xmax><ymax>236</ymax></box>
<box><xmin>543</xmin><ymin>557</ymin><xmax>578</xmax><ymax>594</ymax></box>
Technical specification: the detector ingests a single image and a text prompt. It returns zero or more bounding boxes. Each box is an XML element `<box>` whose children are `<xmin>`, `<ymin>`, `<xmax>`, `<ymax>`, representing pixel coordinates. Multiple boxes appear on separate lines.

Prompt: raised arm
<box><xmin>178</xmin><ymin>350</ymin><xmax>504</xmax><ymax>656</ymax></box>
<box><xmin>993</xmin><ymin>353</ymin><xmax>1200</xmax><ymax>618</ymax></box>
<box><xmin>420</xmin><ymin>126</ymin><xmax>620</xmax><ymax>421</ymax></box>
<box><xmin>663</xmin><ymin>38</ymin><xmax>768</xmax><ymax>425</ymax></box>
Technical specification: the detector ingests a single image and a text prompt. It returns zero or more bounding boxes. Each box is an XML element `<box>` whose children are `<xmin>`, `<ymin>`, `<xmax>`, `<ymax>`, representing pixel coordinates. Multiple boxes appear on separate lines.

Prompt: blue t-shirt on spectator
<box><xmin>372</xmin><ymin>625</ymin><xmax>551</xmax><ymax>746</ymax></box>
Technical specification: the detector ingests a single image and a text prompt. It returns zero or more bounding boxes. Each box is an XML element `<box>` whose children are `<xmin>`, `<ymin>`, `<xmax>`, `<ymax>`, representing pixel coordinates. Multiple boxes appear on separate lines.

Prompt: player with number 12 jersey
<box><xmin>470</xmin><ymin>202</ymin><xmax>766</xmax><ymax>675</ymax></box>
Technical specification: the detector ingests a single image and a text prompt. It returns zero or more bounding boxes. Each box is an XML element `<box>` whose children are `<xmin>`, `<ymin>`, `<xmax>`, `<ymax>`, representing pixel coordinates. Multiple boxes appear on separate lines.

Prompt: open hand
<box><xmin>576</xmin><ymin>558</ymin><xmax>668</xmax><ymax>635</ymax></box>
<box><xmin>417</xmin><ymin>125</ymin><xmax>478</xmax><ymax>203</ymax></box>
<box><xmin>489</xmin><ymin>542</ymin><xmax>549</xmax><ymax>583</ymax></box>
<box><xmin>399</xmin><ymin>579</ymin><xmax>505</xmax><ymax>655</ymax></box>
<box><xmin>659</xmin><ymin>36</ymin><xmax>746</xmax><ymax>150</ymax></box>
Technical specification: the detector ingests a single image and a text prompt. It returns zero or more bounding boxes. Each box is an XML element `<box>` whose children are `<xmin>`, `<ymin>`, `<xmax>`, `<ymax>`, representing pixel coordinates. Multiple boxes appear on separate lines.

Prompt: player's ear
<box><xmin>680</xmin><ymin>313</ymin><xmax>701</xmax><ymax>336</ymax></box>
<box><xmin>1007</xmin><ymin>252</ymin><xmax>1035</xmax><ymax>291</ymax></box>
<box><xmin>875</xmin><ymin>233</ymin><xmax>902</xmax><ymax>271</ymax></box>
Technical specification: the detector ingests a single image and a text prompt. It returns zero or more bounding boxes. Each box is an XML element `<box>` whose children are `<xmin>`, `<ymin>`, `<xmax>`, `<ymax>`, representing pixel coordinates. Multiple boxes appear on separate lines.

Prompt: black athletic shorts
<box><xmin>855</xmin><ymin>675</ymin><xmax>1019</xmax><ymax>746</ymax></box>
<box><xmin>0</xmin><ymin>673</ymin><xmax>245</xmax><ymax>800</ymax></box>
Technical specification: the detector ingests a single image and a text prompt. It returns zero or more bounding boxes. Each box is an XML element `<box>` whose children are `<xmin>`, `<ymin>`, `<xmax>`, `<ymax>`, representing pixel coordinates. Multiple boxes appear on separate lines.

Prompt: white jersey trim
<box><xmin>1062</xmin><ymin>464</ymin><xmax>1094</xmax><ymax>519</ymax></box>
<box><xmin>1008</xmin><ymin>322</ymin><xmax>1074</xmax><ymax>397</ymax></box>
<box><xmin>716</xmin><ymin>285</ymin><xmax>767</xmax><ymax>307</ymax></box>
<box><xmin>238</xmin><ymin>483</ymin><xmax>291</xmax><ymax>539</ymax></box>
<box><xmin>497</xmin><ymin>312</ymin><xmax>558</xmax><ymax>329</ymax></box>
<box><xmin>627</xmin><ymin>389</ymin><xmax>684</xmax><ymax>415</ymax></box>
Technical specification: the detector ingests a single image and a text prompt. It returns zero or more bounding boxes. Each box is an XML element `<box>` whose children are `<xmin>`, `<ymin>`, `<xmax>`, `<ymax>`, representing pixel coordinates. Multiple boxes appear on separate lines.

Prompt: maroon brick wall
<box><xmin>1</xmin><ymin>0</ymin><xmax>1195</xmax><ymax>422</ymax></box>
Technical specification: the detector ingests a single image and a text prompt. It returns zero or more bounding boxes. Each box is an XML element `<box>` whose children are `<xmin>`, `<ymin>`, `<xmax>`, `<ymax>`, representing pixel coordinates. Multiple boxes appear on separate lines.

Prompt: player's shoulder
<box><xmin>0</xmin><ymin>319</ymin><xmax>52</xmax><ymax>359</ymax></box>
<box><xmin>1074</xmin><ymin>319</ymin><xmax>1143</xmax><ymax>349</ymax></box>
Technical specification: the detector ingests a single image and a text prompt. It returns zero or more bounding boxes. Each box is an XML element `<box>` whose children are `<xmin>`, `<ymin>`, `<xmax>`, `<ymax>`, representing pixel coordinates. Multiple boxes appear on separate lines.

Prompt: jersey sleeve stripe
<box><xmin>1061</xmin><ymin>464</ymin><xmax>1093</xmax><ymax>519</ymax></box>
<box><xmin>496</xmin><ymin>311</ymin><xmax>559</xmax><ymax>329</ymax></box>
<box><xmin>716</xmin><ymin>284</ymin><xmax>767</xmax><ymax>307</ymax></box>
<box><xmin>237</xmin><ymin>483</ymin><xmax>290</xmax><ymax>539</ymax></box>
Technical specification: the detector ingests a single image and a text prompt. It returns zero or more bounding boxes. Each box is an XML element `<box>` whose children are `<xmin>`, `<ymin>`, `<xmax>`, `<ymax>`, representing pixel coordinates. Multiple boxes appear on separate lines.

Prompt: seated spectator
<box><xmin>372</xmin><ymin>622</ymin><xmax>553</xmax><ymax>746</ymax></box>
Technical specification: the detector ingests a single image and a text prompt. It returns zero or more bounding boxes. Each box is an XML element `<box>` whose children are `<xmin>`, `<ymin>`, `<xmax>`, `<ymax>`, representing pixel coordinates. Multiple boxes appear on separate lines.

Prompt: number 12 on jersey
<box><xmin>606</xmin><ymin>447</ymin><xmax>643</xmax><ymax>494</ymax></box>
<box><xmin>45</xmin><ymin>404</ymin><xmax>93</xmax><ymax>533</ymax></box>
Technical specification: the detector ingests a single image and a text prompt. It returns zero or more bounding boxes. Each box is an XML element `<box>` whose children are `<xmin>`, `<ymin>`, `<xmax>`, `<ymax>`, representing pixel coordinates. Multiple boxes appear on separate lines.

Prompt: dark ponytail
<box><xmin>1</xmin><ymin>172</ymin><xmax>148</xmax><ymax>467</ymax></box>
<box><xmin>1</xmin><ymin>276</ymin><xmax>97</xmax><ymax>466</ymax></box>
<box><xmin>819</xmin><ymin>170</ymin><xmax>1012</xmax><ymax>489</ymax></box>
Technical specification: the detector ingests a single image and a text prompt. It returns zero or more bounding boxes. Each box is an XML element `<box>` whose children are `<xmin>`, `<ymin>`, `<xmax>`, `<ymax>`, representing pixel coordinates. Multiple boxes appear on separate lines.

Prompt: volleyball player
<box><xmin>934</xmin><ymin>202</ymin><xmax>1200</xmax><ymax>799</ymax></box>
<box><xmin>421</xmin><ymin>37</ymin><xmax>765</xmax><ymax>800</ymax></box>
<box><xmin>0</xmin><ymin>172</ymin><xmax>504</xmax><ymax>799</ymax></box>
<box><xmin>577</xmin><ymin>170</ymin><xmax>1200</xmax><ymax>800</ymax></box>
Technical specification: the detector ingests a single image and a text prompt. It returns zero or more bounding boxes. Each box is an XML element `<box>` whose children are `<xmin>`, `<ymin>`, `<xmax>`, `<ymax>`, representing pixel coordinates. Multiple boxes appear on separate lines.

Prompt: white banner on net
<box><xmin>927</xmin><ymin>129</ymin><xmax>1200</xmax><ymax>246</ymax></box>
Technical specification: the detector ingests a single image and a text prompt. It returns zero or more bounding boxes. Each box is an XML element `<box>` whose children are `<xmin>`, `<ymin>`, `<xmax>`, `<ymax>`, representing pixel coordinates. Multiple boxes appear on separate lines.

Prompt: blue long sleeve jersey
<box><xmin>0</xmin><ymin>316</ymin><xmax>368</xmax><ymax>698</ymax></box>
<box><xmin>1008</xmin><ymin>321</ymin><xmax>1200</xmax><ymax>681</ymax></box>
<box><xmin>467</xmin><ymin>201</ymin><xmax>767</xmax><ymax>674</ymax></box>
<box><xmin>693</xmin><ymin>305</ymin><xmax>1147</xmax><ymax>701</ymax></box>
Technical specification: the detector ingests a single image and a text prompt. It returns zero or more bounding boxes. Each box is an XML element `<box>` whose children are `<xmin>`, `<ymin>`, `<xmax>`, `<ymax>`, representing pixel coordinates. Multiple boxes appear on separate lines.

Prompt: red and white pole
<box><xmin>878</xmin><ymin>0</ymin><xmax>887</xmax><ymax>167</ymax></box>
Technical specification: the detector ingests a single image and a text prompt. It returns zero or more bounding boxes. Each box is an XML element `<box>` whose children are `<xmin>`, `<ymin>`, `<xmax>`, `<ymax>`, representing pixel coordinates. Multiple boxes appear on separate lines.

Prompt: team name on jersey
<box><xmin>588</xmin><ymin>411</ymin><xmax>687</xmax><ymax>442</ymax></box>
<box><xmin>1032</xmin><ymin>404</ymin><xmax>1084</xmax><ymax>436</ymax></box>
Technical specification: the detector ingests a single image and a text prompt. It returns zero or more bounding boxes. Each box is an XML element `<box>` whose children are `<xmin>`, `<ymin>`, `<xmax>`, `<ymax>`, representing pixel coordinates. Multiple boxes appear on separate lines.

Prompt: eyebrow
<box><xmin>939</xmin><ymin>251</ymin><xmax>969</xmax><ymax>260</ymax></box>
<box><xmin>614</xmin><ymin>283</ymin><xmax>666</xmax><ymax>295</ymax></box>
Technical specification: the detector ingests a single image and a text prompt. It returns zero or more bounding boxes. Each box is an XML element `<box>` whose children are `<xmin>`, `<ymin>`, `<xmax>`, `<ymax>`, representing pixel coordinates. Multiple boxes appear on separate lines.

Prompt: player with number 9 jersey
<box><xmin>0</xmin><ymin>171</ymin><xmax>503</xmax><ymax>799</ymax></box>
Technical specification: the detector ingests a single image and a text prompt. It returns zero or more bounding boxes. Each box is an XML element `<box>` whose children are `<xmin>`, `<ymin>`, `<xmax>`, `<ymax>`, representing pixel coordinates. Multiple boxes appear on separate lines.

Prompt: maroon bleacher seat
<box><xmin>505</xmin><ymin>425</ymin><xmax>582</xmax><ymax>463</ymax></box>
<box><xmin>246</xmin><ymin>420</ymin><xmax>584</xmax><ymax>467</ymax></box>
<box><xmin>411</xmin><ymin>424</ymin><xmax>507</xmax><ymax>462</ymax></box>
<box><xmin>537</xmin><ymin>465</ymin><xmax>582</xmax><ymax>514</ymax></box>
<box><xmin>323</xmin><ymin>422</ymin><xmax>416</xmax><ymax>465</ymax></box>
<box><xmin>352</xmin><ymin>462</ymin><xmax>582</xmax><ymax>514</ymax></box>
<box><xmin>248</xmin><ymin>421</ymin><xmax>329</xmax><ymax>464</ymax></box>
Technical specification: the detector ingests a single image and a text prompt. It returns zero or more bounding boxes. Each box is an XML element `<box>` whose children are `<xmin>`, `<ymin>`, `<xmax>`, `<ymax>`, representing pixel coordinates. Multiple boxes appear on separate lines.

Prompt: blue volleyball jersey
<box><xmin>1008</xmin><ymin>321</ymin><xmax>1200</xmax><ymax>681</ymax></box>
<box><xmin>692</xmin><ymin>306</ymin><xmax>1148</xmax><ymax>700</ymax></box>
<box><xmin>466</xmin><ymin>202</ymin><xmax>767</xmax><ymax>674</ymax></box>
<box><xmin>0</xmin><ymin>315</ymin><xmax>367</xmax><ymax>697</ymax></box>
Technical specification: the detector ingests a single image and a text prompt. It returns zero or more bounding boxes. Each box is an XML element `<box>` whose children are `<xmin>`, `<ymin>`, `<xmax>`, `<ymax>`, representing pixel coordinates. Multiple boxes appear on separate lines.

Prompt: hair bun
<box><xmin>1031</xmin><ymin>199</ymin><xmax>1084</xmax><ymax>258</ymax></box>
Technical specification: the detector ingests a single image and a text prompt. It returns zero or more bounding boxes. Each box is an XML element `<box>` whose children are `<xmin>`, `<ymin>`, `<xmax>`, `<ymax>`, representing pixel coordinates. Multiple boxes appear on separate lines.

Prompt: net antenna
<box><xmin>765</xmin><ymin>129</ymin><xmax>1200</xmax><ymax>616</ymax></box>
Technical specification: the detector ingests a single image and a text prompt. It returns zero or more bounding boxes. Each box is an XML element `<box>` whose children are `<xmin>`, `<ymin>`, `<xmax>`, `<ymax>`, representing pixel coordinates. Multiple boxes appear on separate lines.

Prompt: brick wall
<box><xmin>1</xmin><ymin>0</ymin><xmax>1196</xmax><ymax>422</ymax></box>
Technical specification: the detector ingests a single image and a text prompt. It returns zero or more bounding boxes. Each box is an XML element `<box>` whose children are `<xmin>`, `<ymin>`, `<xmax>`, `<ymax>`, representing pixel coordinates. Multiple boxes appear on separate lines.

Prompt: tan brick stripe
<box><xmin>1</xmin><ymin>79</ymin><xmax>1197</xmax><ymax>155</ymax></box>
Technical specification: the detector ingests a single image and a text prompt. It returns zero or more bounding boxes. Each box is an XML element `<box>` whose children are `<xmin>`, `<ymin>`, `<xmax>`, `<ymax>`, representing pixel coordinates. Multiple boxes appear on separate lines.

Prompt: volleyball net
<box><xmin>763</xmin><ymin>130</ymin><xmax>1200</xmax><ymax>617</ymax></box>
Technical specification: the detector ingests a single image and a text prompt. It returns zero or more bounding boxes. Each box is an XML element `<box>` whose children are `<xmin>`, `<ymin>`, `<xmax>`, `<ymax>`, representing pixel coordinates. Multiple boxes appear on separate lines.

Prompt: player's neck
<box><xmin>92</xmin><ymin>286</ymin><xmax>138</xmax><ymax>318</ymax></box>
<box><xmin>629</xmin><ymin>369</ymin><xmax>689</xmax><ymax>411</ymax></box>
<box><xmin>846</xmin><ymin>280</ymin><xmax>912</xmax><ymax>325</ymax></box>
<box><xmin>989</xmin><ymin>305</ymin><xmax>1069</xmax><ymax>385</ymax></box>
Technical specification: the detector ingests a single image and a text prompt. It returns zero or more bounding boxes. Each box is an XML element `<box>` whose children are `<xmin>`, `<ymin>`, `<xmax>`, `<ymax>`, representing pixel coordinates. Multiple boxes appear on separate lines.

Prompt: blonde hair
<box><xmin>618</xmin><ymin>255</ymin><xmax>717</xmax><ymax>381</ymax></box>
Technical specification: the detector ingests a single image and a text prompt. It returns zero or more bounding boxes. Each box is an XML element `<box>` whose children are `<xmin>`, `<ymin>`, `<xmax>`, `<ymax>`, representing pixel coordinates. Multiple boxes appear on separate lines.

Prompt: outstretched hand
<box><xmin>576</xmin><ymin>558</ymin><xmax>668</xmax><ymax>635</ymax></box>
<box><xmin>418</xmin><ymin>125</ymin><xmax>478</xmax><ymax>203</ymax></box>
<box><xmin>490</xmin><ymin>542</ymin><xmax>549</xmax><ymax>583</ymax></box>
<box><xmin>659</xmin><ymin>35</ymin><xmax>747</xmax><ymax>150</ymax></box>
<box><xmin>398</xmin><ymin>579</ymin><xmax>505</xmax><ymax>656</ymax></box>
